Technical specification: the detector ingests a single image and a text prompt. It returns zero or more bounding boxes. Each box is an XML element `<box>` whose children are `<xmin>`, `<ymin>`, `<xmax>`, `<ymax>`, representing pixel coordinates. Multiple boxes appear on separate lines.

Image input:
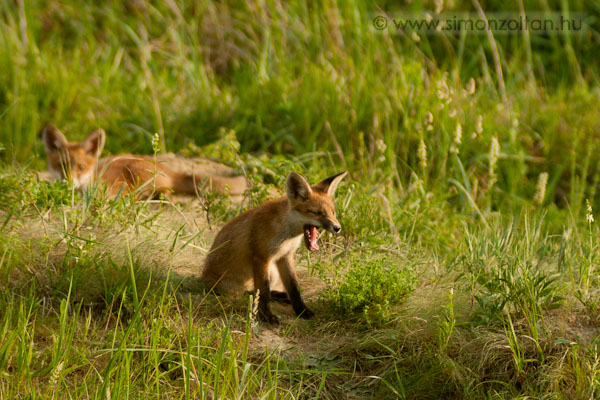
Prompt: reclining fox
<box><xmin>42</xmin><ymin>124</ymin><xmax>247</xmax><ymax>198</ymax></box>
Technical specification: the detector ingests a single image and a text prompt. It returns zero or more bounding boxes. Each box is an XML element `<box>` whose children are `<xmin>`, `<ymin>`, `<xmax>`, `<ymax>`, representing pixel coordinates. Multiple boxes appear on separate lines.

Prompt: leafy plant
<box><xmin>437</xmin><ymin>288</ymin><xmax>456</xmax><ymax>353</ymax></box>
<box><xmin>320</xmin><ymin>254</ymin><xmax>415</xmax><ymax>326</ymax></box>
<box><xmin>0</xmin><ymin>172</ymin><xmax>75</xmax><ymax>212</ymax></box>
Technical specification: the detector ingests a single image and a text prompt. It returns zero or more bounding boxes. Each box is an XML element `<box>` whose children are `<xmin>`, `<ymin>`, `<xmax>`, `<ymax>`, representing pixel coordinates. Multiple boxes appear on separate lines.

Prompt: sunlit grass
<box><xmin>0</xmin><ymin>0</ymin><xmax>599</xmax><ymax>398</ymax></box>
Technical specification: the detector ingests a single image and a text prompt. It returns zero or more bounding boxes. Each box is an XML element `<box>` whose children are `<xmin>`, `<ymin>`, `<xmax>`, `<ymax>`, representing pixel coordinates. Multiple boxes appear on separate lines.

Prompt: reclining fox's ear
<box><xmin>286</xmin><ymin>172</ymin><xmax>313</xmax><ymax>201</ymax></box>
<box><xmin>81</xmin><ymin>128</ymin><xmax>106</xmax><ymax>158</ymax></box>
<box><xmin>312</xmin><ymin>171</ymin><xmax>347</xmax><ymax>196</ymax></box>
<box><xmin>42</xmin><ymin>124</ymin><xmax>68</xmax><ymax>154</ymax></box>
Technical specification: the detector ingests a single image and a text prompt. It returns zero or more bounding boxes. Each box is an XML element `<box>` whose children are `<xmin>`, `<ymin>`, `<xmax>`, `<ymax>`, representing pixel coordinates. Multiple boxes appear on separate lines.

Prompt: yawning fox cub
<box><xmin>201</xmin><ymin>171</ymin><xmax>347</xmax><ymax>325</ymax></box>
<box><xmin>42</xmin><ymin>124</ymin><xmax>247</xmax><ymax>198</ymax></box>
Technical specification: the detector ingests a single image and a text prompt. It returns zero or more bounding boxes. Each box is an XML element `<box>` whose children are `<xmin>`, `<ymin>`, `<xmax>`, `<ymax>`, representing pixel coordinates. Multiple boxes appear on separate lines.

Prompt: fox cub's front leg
<box><xmin>275</xmin><ymin>255</ymin><xmax>314</xmax><ymax>319</ymax></box>
<box><xmin>252</xmin><ymin>258</ymin><xmax>280</xmax><ymax>326</ymax></box>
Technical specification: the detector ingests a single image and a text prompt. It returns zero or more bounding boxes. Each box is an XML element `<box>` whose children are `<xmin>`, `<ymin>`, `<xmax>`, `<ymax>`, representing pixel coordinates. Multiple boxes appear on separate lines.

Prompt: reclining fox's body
<box><xmin>42</xmin><ymin>124</ymin><xmax>247</xmax><ymax>198</ymax></box>
<box><xmin>202</xmin><ymin>171</ymin><xmax>347</xmax><ymax>325</ymax></box>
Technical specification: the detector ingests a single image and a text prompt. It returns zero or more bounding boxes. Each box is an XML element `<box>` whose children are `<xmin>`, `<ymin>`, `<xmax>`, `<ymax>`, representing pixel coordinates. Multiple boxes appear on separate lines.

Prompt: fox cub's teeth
<box><xmin>303</xmin><ymin>225</ymin><xmax>320</xmax><ymax>251</ymax></box>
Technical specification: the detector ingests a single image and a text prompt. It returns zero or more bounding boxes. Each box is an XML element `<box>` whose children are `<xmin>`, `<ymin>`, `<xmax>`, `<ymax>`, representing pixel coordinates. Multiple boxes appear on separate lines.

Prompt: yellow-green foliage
<box><xmin>1</xmin><ymin>1</ymin><xmax>600</xmax><ymax>399</ymax></box>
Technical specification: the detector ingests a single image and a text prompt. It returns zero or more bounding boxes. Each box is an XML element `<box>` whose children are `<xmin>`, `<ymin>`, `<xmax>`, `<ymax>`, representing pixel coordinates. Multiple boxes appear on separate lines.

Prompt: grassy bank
<box><xmin>1</xmin><ymin>158</ymin><xmax>599</xmax><ymax>398</ymax></box>
<box><xmin>0</xmin><ymin>0</ymin><xmax>599</xmax><ymax>398</ymax></box>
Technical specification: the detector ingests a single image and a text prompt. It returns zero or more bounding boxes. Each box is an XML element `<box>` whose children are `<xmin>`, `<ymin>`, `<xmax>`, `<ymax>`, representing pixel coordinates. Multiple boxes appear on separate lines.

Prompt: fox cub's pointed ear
<box><xmin>313</xmin><ymin>171</ymin><xmax>348</xmax><ymax>196</ymax></box>
<box><xmin>81</xmin><ymin>128</ymin><xmax>106</xmax><ymax>158</ymax></box>
<box><xmin>286</xmin><ymin>172</ymin><xmax>313</xmax><ymax>201</ymax></box>
<box><xmin>42</xmin><ymin>124</ymin><xmax>68</xmax><ymax>154</ymax></box>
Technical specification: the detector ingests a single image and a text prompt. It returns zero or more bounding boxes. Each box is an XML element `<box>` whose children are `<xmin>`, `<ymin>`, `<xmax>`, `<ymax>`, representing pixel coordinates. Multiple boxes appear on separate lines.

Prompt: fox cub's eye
<box><xmin>311</xmin><ymin>210</ymin><xmax>323</xmax><ymax>217</ymax></box>
<box><xmin>77</xmin><ymin>164</ymin><xmax>86</xmax><ymax>171</ymax></box>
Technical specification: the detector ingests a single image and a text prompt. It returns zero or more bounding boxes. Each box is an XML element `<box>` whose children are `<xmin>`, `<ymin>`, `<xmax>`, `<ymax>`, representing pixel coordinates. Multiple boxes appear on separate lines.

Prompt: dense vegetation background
<box><xmin>1</xmin><ymin>0</ymin><xmax>599</xmax><ymax>398</ymax></box>
<box><xmin>1</xmin><ymin>0</ymin><xmax>598</xmax><ymax>211</ymax></box>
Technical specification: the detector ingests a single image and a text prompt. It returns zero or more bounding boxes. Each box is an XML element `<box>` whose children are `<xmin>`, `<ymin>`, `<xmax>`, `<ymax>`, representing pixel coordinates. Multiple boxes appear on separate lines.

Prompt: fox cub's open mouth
<box><xmin>303</xmin><ymin>225</ymin><xmax>320</xmax><ymax>251</ymax></box>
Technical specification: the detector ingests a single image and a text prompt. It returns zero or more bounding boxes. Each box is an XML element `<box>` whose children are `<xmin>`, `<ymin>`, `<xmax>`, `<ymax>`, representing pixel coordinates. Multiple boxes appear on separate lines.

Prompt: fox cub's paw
<box><xmin>259</xmin><ymin>311</ymin><xmax>281</xmax><ymax>326</ymax></box>
<box><xmin>299</xmin><ymin>308</ymin><xmax>315</xmax><ymax>320</ymax></box>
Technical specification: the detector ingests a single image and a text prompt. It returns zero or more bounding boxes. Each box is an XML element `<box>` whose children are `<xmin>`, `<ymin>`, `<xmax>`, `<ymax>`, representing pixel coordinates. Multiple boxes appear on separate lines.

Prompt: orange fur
<box><xmin>42</xmin><ymin>124</ymin><xmax>247</xmax><ymax>198</ymax></box>
<box><xmin>201</xmin><ymin>171</ymin><xmax>347</xmax><ymax>325</ymax></box>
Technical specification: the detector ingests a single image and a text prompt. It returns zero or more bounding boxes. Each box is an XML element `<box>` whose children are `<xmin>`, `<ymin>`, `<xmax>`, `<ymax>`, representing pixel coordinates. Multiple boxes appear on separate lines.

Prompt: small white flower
<box><xmin>151</xmin><ymin>133</ymin><xmax>160</xmax><ymax>153</ymax></box>
<box><xmin>586</xmin><ymin>200</ymin><xmax>594</xmax><ymax>223</ymax></box>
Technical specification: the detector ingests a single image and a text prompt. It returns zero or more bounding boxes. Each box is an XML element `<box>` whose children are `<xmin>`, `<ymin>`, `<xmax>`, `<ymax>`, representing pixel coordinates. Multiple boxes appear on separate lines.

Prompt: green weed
<box><xmin>319</xmin><ymin>254</ymin><xmax>415</xmax><ymax>327</ymax></box>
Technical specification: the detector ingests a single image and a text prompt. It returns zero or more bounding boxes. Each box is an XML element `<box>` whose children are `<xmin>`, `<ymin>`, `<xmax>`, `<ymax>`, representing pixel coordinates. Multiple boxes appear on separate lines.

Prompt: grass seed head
<box><xmin>465</xmin><ymin>77</ymin><xmax>476</xmax><ymax>95</ymax></box>
<box><xmin>450</xmin><ymin>122</ymin><xmax>462</xmax><ymax>154</ymax></box>
<box><xmin>489</xmin><ymin>136</ymin><xmax>500</xmax><ymax>188</ymax></box>
<box><xmin>533</xmin><ymin>172</ymin><xmax>549</xmax><ymax>205</ymax></box>
<box><xmin>418</xmin><ymin>139</ymin><xmax>428</xmax><ymax>170</ymax></box>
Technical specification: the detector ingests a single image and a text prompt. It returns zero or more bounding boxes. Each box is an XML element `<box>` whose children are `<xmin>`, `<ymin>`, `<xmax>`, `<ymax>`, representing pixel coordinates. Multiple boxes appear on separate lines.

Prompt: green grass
<box><xmin>1</xmin><ymin>0</ymin><xmax>600</xmax><ymax>398</ymax></box>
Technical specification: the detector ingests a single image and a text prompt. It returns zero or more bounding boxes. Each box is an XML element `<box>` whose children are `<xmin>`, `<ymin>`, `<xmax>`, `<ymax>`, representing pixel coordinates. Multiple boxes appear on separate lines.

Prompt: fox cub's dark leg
<box><xmin>276</xmin><ymin>256</ymin><xmax>314</xmax><ymax>319</ymax></box>
<box><xmin>252</xmin><ymin>258</ymin><xmax>280</xmax><ymax>326</ymax></box>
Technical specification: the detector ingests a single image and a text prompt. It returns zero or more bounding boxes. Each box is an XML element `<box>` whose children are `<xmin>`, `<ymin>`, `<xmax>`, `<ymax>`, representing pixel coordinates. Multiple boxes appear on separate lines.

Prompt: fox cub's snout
<box><xmin>286</xmin><ymin>171</ymin><xmax>346</xmax><ymax>252</ymax></box>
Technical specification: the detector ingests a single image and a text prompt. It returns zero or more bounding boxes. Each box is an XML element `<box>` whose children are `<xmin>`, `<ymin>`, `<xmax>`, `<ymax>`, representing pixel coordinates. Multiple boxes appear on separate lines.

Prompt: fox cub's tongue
<box><xmin>304</xmin><ymin>225</ymin><xmax>320</xmax><ymax>251</ymax></box>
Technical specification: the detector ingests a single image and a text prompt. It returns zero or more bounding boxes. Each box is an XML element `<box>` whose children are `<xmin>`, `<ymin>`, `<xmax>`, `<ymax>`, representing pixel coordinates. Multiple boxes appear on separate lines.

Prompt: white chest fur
<box><xmin>267</xmin><ymin>235</ymin><xmax>303</xmax><ymax>292</ymax></box>
<box><xmin>270</xmin><ymin>235</ymin><xmax>303</xmax><ymax>259</ymax></box>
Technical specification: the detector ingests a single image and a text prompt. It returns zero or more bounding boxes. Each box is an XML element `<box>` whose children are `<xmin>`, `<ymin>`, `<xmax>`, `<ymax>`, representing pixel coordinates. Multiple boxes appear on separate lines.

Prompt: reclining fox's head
<box><xmin>286</xmin><ymin>171</ymin><xmax>348</xmax><ymax>251</ymax></box>
<box><xmin>42</xmin><ymin>124</ymin><xmax>106</xmax><ymax>189</ymax></box>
